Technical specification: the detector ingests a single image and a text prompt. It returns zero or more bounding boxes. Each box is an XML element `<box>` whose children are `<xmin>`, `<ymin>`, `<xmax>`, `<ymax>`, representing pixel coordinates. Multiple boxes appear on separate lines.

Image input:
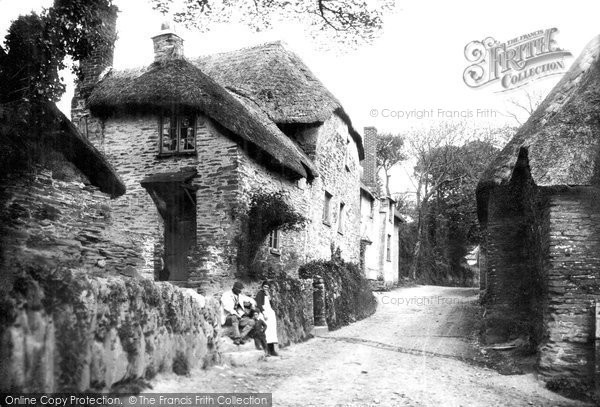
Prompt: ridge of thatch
<box><xmin>87</xmin><ymin>58</ymin><xmax>317</xmax><ymax>179</ymax></box>
<box><xmin>478</xmin><ymin>35</ymin><xmax>600</xmax><ymax>192</ymax></box>
<box><xmin>193</xmin><ymin>41</ymin><xmax>364</xmax><ymax>159</ymax></box>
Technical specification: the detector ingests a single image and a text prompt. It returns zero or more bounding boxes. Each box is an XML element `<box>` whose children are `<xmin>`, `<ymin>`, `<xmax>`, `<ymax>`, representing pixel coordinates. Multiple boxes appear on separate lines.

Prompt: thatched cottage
<box><xmin>477</xmin><ymin>35</ymin><xmax>600</xmax><ymax>387</ymax></box>
<box><xmin>360</xmin><ymin>127</ymin><xmax>402</xmax><ymax>287</ymax></box>
<box><xmin>72</xmin><ymin>16</ymin><xmax>364</xmax><ymax>293</ymax></box>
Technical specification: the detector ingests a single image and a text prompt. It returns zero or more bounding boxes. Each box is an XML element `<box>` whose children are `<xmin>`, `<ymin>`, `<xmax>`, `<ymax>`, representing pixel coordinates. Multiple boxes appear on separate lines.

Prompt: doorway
<box><xmin>141</xmin><ymin>169</ymin><xmax>198</xmax><ymax>282</ymax></box>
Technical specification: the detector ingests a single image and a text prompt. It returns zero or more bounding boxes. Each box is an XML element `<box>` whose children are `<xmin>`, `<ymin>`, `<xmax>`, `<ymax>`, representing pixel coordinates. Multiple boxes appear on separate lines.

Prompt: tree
<box><xmin>406</xmin><ymin>122</ymin><xmax>514</xmax><ymax>281</ymax></box>
<box><xmin>504</xmin><ymin>89</ymin><xmax>546</xmax><ymax>125</ymax></box>
<box><xmin>0</xmin><ymin>0</ymin><xmax>114</xmax><ymax>178</ymax></box>
<box><xmin>376</xmin><ymin>132</ymin><xmax>406</xmax><ymax>196</ymax></box>
<box><xmin>0</xmin><ymin>0</ymin><xmax>115</xmax><ymax>105</ymax></box>
<box><xmin>149</xmin><ymin>0</ymin><xmax>394</xmax><ymax>46</ymax></box>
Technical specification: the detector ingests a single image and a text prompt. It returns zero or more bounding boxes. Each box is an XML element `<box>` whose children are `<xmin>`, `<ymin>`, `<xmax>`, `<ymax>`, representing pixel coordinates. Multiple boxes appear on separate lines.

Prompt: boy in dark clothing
<box><xmin>242</xmin><ymin>301</ymin><xmax>269</xmax><ymax>355</ymax></box>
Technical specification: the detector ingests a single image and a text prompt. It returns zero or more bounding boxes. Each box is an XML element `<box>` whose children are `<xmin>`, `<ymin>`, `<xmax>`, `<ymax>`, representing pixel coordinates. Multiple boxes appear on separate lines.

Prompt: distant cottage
<box><xmin>477</xmin><ymin>35</ymin><xmax>600</xmax><ymax>388</ymax></box>
<box><xmin>360</xmin><ymin>127</ymin><xmax>403</xmax><ymax>288</ymax></box>
<box><xmin>72</xmin><ymin>15</ymin><xmax>367</xmax><ymax>293</ymax></box>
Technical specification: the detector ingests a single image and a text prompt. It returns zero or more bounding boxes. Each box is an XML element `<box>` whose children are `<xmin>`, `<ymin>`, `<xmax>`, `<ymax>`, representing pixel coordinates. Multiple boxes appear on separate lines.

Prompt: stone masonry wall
<box><xmin>539</xmin><ymin>188</ymin><xmax>600</xmax><ymax>385</ymax></box>
<box><xmin>0</xmin><ymin>161</ymin><xmax>220</xmax><ymax>392</ymax></box>
<box><xmin>94</xmin><ymin>114</ymin><xmax>240</xmax><ymax>288</ymax></box>
<box><xmin>0</xmin><ymin>165</ymin><xmax>144</xmax><ymax>278</ymax></box>
<box><xmin>236</xmin><ymin>114</ymin><xmax>362</xmax><ymax>278</ymax></box>
<box><xmin>309</xmin><ymin>115</ymin><xmax>361</xmax><ymax>263</ymax></box>
<box><xmin>0</xmin><ymin>271</ymin><xmax>219</xmax><ymax>392</ymax></box>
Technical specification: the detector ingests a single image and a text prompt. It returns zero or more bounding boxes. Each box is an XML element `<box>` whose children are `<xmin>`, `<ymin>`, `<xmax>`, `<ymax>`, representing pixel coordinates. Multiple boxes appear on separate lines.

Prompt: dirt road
<box><xmin>149</xmin><ymin>286</ymin><xmax>587</xmax><ymax>406</ymax></box>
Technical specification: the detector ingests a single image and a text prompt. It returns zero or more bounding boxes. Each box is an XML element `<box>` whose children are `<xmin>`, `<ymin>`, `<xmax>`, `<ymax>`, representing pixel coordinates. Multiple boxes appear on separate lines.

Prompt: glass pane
<box><xmin>161</xmin><ymin>116</ymin><xmax>177</xmax><ymax>153</ymax></box>
<box><xmin>183</xmin><ymin>127</ymin><xmax>195</xmax><ymax>151</ymax></box>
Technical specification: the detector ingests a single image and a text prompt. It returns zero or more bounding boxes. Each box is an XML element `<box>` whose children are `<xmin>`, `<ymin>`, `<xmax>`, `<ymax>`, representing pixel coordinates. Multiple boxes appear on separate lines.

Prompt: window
<box><xmin>389</xmin><ymin>202</ymin><xmax>393</xmax><ymax>223</ymax></box>
<box><xmin>323</xmin><ymin>191</ymin><xmax>332</xmax><ymax>225</ymax></box>
<box><xmin>338</xmin><ymin>202</ymin><xmax>345</xmax><ymax>234</ymax></box>
<box><xmin>268</xmin><ymin>229</ymin><xmax>281</xmax><ymax>254</ymax></box>
<box><xmin>159</xmin><ymin>113</ymin><xmax>196</xmax><ymax>155</ymax></box>
<box><xmin>369</xmin><ymin>199</ymin><xmax>374</xmax><ymax>219</ymax></box>
<box><xmin>386</xmin><ymin>234</ymin><xmax>392</xmax><ymax>262</ymax></box>
<box><xmin>78</xmin><ymin>116</ymin><xmax>88</xmax><ymax>139</ymax></box>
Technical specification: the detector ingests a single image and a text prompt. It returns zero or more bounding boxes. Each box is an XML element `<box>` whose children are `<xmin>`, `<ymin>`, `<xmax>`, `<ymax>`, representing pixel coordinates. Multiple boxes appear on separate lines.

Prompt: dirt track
<box><xmin>149</xmin><ymin>286</ymin><xmax>587</xmax><ymax>407</ymax></box>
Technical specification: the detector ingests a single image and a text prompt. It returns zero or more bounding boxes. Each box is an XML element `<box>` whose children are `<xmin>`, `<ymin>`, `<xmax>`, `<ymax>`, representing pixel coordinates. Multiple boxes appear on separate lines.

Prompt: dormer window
<box><xmin>159</xmin><ymin>113</ymin><xmax>196</xmax><ymax>155</ymax></box>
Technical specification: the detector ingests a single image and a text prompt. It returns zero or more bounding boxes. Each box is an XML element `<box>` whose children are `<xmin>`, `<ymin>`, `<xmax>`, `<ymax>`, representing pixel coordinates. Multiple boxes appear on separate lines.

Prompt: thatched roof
<box><xmin>194</xmin><ymin>42</ymin><xmax>364</xmax><ymax>159</ymax></box>
<box><xmin>48</xmin><ymin>103</ymin><xmax>126</xmax><ymax>197</ymax></box>
<box><xmin>0</xmin><ymin>101</ymin><xmax>125</xmax><ymax>197</ymax></box>
<box><xmin>478</xmin><ymin>35</ymin><xmax>600</xmax><ymax>191</ymax></box>
<box><xmin>87</xmin><ymin>58</ymin><xmax>317</xmax><ymax>179</ymax></box>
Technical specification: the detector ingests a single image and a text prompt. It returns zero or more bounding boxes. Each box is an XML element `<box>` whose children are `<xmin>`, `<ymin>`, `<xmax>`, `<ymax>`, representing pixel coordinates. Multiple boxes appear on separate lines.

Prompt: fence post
<box><xmin>313</xmin><ymin>275</ymin><xmax>327</xmax><ymax>327</ymax></box>
<box><xmin>595</xmin><ymin>302</ymin><xmax>600</xmax><ymax>395</ymax></box>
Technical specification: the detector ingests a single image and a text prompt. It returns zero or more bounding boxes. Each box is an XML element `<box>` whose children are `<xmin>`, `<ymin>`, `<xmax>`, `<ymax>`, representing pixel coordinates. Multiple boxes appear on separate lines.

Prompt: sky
<box><xmin>2</xmin><ymin>0</ymin><xmax>600</xmax><ymax>195</ymax></box>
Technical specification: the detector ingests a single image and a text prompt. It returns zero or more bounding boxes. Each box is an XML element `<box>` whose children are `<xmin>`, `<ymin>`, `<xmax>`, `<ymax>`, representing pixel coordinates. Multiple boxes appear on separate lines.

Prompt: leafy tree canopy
<box><xmin>149</xmin><ymin>0</ymin><xmax>394</xmax><ymax>47</ymax></box>
<box><xmin>376</xmin><ymin>132</ymin><xmax>406</xmax><ymax>196</ymax></box>
<box><xmin>0</xmin><ymin>0</ymin><xmax>114</xmax><ymax>105</ymax></box>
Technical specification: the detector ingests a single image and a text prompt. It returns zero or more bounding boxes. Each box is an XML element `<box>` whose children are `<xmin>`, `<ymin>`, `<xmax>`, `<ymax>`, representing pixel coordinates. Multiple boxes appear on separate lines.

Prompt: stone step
<box><xmin>311</xmin><ymin>325</ymin><xmax>329</xmax><ymax>337</ymax></box>
<box><xmin>221</xmin><ymin>349</ymin><xmax>266</xmax><ymax>367</ymax></box>
<box><xmin>220</xmin><ymin>337</ymin><xmax>263</xmax><ymax>353</ymax></box>
<box><xmin>219</xmin><ymin>336</ymin><xmax>268</xmax><ymax>367</ymax></box>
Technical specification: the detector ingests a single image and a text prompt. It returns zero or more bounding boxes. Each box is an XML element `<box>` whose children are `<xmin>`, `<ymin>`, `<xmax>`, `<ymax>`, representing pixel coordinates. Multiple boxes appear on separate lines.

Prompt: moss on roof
<box><xmin>194</xmin><ymin>42</ymin><xmax>364</xmax><ymax>159</ymax></box>
<box><xmin>87</xmin><ymin>58</ymin><xmax>317</xmax><ymax>179</ymax></box>
<box><xmin>478</xmin><ymin>35</ymin><xmax>600</xmax><ymax>191</ymax></box>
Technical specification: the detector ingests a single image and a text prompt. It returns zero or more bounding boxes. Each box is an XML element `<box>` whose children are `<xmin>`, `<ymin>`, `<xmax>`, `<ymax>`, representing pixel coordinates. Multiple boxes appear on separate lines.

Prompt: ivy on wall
<box><xmin>236</xmin><ymin>189</ymin><xmax>309</xmax><ymax>273</ymax></box>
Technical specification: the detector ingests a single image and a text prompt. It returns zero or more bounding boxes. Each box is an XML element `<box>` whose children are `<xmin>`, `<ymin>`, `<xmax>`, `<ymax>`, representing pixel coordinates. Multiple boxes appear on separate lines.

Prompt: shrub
<box><xmin>236</xmin><ymin>189</ymin><xmax>309</xmax><ymax>272</ymax></box>
<box><xmin>299</xmin><ymin>255</ymin><xmax>377</xmax><ymax>330</ymax></box>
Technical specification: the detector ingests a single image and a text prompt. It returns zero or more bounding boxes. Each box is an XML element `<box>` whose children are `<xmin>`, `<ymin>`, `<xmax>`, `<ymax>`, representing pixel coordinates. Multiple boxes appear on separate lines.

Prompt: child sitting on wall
<box><xmin>243</xmin><ymin>301</ymin><xmax>269</xmax><ymax>355</ymax></box>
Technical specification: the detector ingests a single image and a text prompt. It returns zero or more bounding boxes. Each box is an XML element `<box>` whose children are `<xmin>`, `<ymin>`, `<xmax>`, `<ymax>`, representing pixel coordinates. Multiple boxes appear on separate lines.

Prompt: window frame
<box><xmin>158</xmin><ymin>112</ymin><xmax>197</xmax><ymax>156</ymax></box>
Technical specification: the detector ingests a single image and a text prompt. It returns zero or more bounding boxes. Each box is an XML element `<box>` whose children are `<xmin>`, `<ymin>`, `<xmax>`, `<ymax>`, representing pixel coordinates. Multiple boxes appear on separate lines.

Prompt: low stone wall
<box><xmin>0</xmin><ymin>269</ymin><xmax>220</xmax><ymax>392</ymax></box>
<box><xmin>269</xmin><ymin>275</ymin><xmax>314</xmax><ymax>345</ymax></box>
<box><xmin>299</xmin><ymin>257</ymin><xmax>377</xmax><ymax>330</ymax></box>
<box><xmin>214</xmin><ymin>273</ymin><xmax>315</xmax><ymax>347</ymax></box>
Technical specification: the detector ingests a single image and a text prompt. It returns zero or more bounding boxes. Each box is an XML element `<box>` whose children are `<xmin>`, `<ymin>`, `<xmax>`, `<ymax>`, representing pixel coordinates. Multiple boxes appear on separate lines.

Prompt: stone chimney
<box><xmin>362</xmin><ymin>126</ymin><xmax>378</xmax><ymax>189</ymax></box>
<box><xmin>77</xmin><ymin>5</ymin><xmax>118</xmax><ymax>93</ymax></box>
<box><xmin>152</xmin><ymin>22</ymin><xmax>184</xmax><ymax>63</ymax></box>
<box><xmin>71</xmin><ymin>5</ymin><xmax>118</xmax><ymax>142</ymax></box>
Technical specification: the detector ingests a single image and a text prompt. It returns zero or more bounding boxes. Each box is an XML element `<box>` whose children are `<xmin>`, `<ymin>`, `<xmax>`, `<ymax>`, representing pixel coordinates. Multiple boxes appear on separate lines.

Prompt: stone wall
<box><xmin>231</xmin><ymin>276</ymin><xmax>315</xmax><ymax>347</ymax></box>
<box><xmin>236</xmin><ymin>114</ymin><xmax>362</xmax><ymax>277</ymax></box>
<box><xmin>0</xmin><ymin>160</ymin><xmax>220</xmax><ymax>392</ymax></box>
<box><xmin>0</xmin><ymin>270</ymin><xmax>219</xmax><ymax>392</ymax></box>
<box><xmin>91</xmin><ymin>114</ymin><xmax>241</xmax><ymax>287</ymax></box>
<box><xmin>299</xmin><ymin>258</ymin><xmax>377</xmax><ymax>330</ymax></box>
<box><xmin>480</xmin><ymin>156</ymin><xmax>544</xmax><ymax>343</ymax></box>
<box><xmin>0</xmin><ymin>163</ymin><xmax>144</xmax><ymax>278</ymax></box>
<box><xmin>538</xmin><ymin>187</ymin><xmax>600</xmax><ymax>385</ymax></box>
<box><xmin>310</xmin><ymin>115</ymin><xmax>362</xmax><ymax>264</ymax></box>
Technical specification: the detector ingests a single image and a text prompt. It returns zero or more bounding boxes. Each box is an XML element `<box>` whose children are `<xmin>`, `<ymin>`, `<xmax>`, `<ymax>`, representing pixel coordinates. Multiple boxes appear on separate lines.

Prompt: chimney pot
<box><xmin>152</xmin><ymin>21</ymin><xmax>184</xmax><ymax>63</ymax></box>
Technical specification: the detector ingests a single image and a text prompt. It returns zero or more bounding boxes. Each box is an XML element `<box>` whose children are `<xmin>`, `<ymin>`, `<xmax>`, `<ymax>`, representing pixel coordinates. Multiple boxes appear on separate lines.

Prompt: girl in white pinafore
<box><xmin>255</xmin><ymin>281</ymin><xmax>279</xmax><ymax>356</ymax></box>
